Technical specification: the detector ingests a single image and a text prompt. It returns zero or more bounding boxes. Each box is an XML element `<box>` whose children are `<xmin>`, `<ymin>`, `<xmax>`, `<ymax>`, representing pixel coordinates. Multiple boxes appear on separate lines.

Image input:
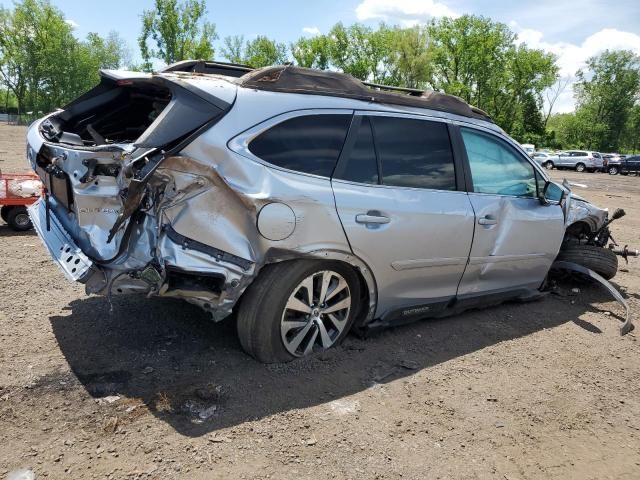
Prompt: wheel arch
<box><xmin>565</xmin><ymin>220</ymin><xmax>593</xmax><ymax>238</ymax></box>
<box><xmin>257</xmin><ymin>249</ymin><xmax>378</xmax><ymax>327</ymax></box>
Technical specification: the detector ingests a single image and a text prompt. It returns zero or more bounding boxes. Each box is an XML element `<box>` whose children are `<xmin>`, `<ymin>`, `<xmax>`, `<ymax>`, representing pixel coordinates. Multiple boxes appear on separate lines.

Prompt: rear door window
<box><xmin>249</xmin><ymin>114</ymin><xmax>351</xmax><ymax>177</ymax></box>
<box><xmin>335</xmin><ymin>117</ymin><xmax>380</xmax><ymax>185</ymax></box>
<box><xmin>371</xmin><ymin>116</ymin><xmax>456</xmax><ymax>190</ymax></box>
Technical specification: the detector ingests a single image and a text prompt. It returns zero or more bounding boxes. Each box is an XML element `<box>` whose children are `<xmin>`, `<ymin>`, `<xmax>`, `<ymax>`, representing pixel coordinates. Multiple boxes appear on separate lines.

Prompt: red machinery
<box><xmin>0</xmin><ymin>171</ymin><xmax>43</xmax><ymax>231</ymax></box>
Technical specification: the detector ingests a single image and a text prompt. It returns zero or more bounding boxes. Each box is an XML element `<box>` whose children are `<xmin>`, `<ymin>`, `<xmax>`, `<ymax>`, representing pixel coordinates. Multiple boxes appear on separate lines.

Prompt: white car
<box><xmin>531</xmin><ymin>152</ymin><xmax>559</xmax><ymax>169</ymax></box>
<box><xmin>555</xmin><ymin>151</ymin><xmax>603</xmax><ymax>172</ymax></box>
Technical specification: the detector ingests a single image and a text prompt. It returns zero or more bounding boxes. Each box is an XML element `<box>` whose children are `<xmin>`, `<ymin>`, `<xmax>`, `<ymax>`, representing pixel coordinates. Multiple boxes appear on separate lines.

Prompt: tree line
<box><xmin>1</xmin><ymin>0</ymin><xmax>639</xmax><ymax>153</ymax></box>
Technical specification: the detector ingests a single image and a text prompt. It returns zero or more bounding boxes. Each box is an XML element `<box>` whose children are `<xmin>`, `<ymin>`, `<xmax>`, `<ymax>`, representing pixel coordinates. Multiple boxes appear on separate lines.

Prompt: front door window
<box><xmin>460</xmin><ymin>128</ymin><xmax>539</xmax><ymax>197</ymax></box>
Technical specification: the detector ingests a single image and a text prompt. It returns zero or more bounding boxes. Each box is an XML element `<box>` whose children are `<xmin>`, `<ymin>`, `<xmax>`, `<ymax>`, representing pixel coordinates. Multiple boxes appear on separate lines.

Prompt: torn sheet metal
<box><xmin>563</xmin><ymin>193</ymin><xmax>608</xmax><ymax>231</ymax></box>
<box><xmin>553</xmin><ymin>260</ymin><xmax>633</xmax><ymax>335</ymax></box>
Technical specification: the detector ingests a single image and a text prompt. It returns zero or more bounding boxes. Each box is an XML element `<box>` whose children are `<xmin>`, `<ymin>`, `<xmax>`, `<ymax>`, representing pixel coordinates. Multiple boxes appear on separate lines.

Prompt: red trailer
<box><xmin>0</xmin><ymin>171</ymin><xmax>43</xmax><ymax>231</ymax></box>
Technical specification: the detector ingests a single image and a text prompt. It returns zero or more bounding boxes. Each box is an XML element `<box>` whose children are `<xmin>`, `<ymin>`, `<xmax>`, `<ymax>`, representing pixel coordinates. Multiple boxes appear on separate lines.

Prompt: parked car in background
<box><xmin>531</xmin><ymin>152</ymin><xmax>559</xmax><ymax>169</ymax></box>
<box><xmin>602</xmin><ymin>153</ymin><xmax>622</xmax><ymax>174</ymax></box>
<box><xmin>607</xmin><ymin>155</ymin><xmax>640</xmax><ymax>175</ymax></box>
<box><xmin>521</xmin><ymin>143</ymin><xmax>535</xmax><ymax>156</ymax></box>
<box><xmin>555</xmin><ymin>151</ymin><xmax>603</xmax><ymax>172</ymax></box>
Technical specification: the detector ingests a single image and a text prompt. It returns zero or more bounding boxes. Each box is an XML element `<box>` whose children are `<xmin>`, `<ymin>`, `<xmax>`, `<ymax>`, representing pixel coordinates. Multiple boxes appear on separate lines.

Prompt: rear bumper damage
<box><xmin>28</xmin><ymin>189</ymin><xmax>255</xmax><ymax>321</ymax></box>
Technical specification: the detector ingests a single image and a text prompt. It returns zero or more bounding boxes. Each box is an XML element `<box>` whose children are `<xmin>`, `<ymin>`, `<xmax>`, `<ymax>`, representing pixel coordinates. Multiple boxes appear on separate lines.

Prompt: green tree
<box><xmin>244</xmin><ymin>36</ymin><xmax>288</xmax><ymax>67</ymax></box>
<box><xmin>290</xmin><ymin>35</ymin><xmax>331</xmax><ymax>70</ymax></box>
<box><xmin>138</xmin><ymin>0</ymin><xmax>217</xmax><ymax>71</ymax></box>
<box><xmin>326</xmin><ymin>23</ymin><xmax>388</xmax><ymax>82</ymax></box>
<box><xmin>379</xmin><ymin>25</ymin><xmax>432</xmax><ymax>88</ymax></box>
<box><xmin>574</xmin><ymin>50</ymin><xmax>640</xmax><ymax>151</ymax></box>
<box><xmin>621</xmin><ymin>105</ymin><xmax>640</xmax><ymax>153</ymax></box>
<box><xmin>0</xmin><ymin>0</ymin><xmax>128</xmax><ymax>115</ymax></box>
<box><xmin>427</xmin><ymin>15</ymin><xmax>557</xmax><ymax>142</ymax></box>
<box><xmin>221</xmin><ymin>35</ymin><xmax>287</xmax><ymax>68</ymax></box>
<box><xmin>221</xmin><ymin>35</ymin><xmax>245</xmax><ymax>64</ymax></box>
<box><xmin>0</xmin><ymin>0</ymin><xmax>78</xmax><ymax>114</ymax></box>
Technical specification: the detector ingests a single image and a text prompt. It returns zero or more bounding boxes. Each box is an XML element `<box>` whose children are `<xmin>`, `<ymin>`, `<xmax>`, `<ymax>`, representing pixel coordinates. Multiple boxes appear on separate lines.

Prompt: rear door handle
<box><xmin>356</xmin><ymin>213</ymin><xmax>390</xmax><ymax>225</ymax></box>
<box><xmin>478</xmin><ymin>215</ymin><xmax>498</xmax><ymax>226</ymax></box>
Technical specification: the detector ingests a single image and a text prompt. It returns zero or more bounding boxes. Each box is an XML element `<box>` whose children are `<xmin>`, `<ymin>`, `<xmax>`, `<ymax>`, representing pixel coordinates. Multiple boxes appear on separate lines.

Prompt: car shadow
<box><xmin>0</xmin><ymin>224</ymin><xmax>36</xmax><ymax>237</ymax></box>
<box><xmin>48</xmin><ymin>280</ymin><xmax>625</xmax><ymax>437</ymax></box>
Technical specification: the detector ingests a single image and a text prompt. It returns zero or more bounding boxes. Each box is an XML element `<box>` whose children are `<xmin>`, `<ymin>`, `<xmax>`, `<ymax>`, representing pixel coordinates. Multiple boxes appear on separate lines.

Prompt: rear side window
<box><xmin>249</xmin><ymin>114</ymin><xmax>351</xmax><ymax>177</ymax></box>
<box><xmin>372</xmin><ymin>116</ymin><xmax>456</xmax><ymax>190</ymax></box>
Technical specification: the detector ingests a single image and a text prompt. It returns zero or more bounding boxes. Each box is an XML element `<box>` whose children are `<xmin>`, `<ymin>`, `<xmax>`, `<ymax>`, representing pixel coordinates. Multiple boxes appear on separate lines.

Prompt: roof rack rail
<box><xmin>159</xmin><ymin>61</ymin><xmax>427</xmax><ymax>96</ymax></box>
<box><xmin>159</xmin><ymin>60</ymin><xmax>254</xmax><ymax>78</ymax></box>
<box><xmin>362</xmin><ymin>81</ymin><xmax>425</xmax><ymax>97</ymax></box>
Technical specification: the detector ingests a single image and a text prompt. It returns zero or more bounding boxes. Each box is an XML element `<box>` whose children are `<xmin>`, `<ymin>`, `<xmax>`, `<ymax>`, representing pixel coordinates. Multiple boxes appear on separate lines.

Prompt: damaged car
<box><xmin>26</xmin><ymin>62</ymin><xmax>633</xmax><ymax>363</ymax></box>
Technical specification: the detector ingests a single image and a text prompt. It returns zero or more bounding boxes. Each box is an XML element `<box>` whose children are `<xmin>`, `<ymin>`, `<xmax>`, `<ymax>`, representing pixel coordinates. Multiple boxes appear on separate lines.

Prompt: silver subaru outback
<box><xmin>26</xmin><ymin>62</ymin><xmax>624</xmax><ymax>363</ymax></box>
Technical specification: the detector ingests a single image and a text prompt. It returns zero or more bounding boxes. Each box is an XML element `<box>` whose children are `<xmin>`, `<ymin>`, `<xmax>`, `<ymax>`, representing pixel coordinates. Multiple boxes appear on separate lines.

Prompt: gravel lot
<box><xmin>1</xmin><ymin>123</ymin><xmax>640</xmax><ymax>479</ymax></box>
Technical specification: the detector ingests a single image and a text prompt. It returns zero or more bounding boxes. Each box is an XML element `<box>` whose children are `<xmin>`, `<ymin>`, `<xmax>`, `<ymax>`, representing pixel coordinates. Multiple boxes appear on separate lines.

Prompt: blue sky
<box><xmin>3</xmin><ymin>0</ymin><xmax>640</xmax><ymax>111</ymax></box>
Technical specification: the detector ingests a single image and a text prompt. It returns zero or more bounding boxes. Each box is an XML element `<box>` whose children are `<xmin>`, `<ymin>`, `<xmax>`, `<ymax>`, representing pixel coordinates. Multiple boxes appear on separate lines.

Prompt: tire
<box><xmin>237</xmin><ymin>260</ymin><xmax>361</xmax><ymax>363</ymax></box>
<box><xmin>556</xmin><ymin>244</ymin><xmax>618</xmax><ymax>280</ymax></box>
<box><xmin>544</xmin><ymin>161</ymin><xmax>554</xmax><ymax>170</ymax></box>
<box><xmin>608</xmin><ymin>166</ymin><xmax>619</xmax><ymax>175</ymax></box>
<box><xmin>575</xmin><ymin>163</ymin><xmax>586</xmax><ymax>172</ymax></box>
<box><xmin>1</xmin><ymin>205</ymin><xmax>11</xmax><ymax>222</ymax></box>
<box><xmin>6</xmin><ymin>206</ymin><xmax>32</xmax><ymax>231</ymax></box>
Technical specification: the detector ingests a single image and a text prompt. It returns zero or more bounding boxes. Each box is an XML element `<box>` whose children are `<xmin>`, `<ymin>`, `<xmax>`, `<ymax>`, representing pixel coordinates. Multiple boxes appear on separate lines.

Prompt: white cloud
<box><xmin>355</xmin><ymin>0</ymin><xmax>459</xmax><ymax>23</ymax></box>
<box><xmin>65</xmin><ymin>19</ymin><xmax>79</xmax><ymax>29</ymax></box>
<box><xmin>302</xmin><ymin>26</ymin><xmax>321</xmax><ymax>36</ymax></box>
<box><xmin>513</xmin><ymin>23</ymin><xmax>640</xmax><ymax>112</ymax></box>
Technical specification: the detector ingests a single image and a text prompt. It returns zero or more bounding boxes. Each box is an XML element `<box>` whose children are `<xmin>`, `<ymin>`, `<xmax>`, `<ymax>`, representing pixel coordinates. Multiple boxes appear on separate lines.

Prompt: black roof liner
<box><xmin>239</xmin><ymin>65</ymin><xmax>493</xmax><ymax>123</ymax></box>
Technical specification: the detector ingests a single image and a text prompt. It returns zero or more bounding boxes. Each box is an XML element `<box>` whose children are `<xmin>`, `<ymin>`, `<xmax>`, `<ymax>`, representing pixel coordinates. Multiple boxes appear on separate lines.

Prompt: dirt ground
<box><xmin>1</xmin><ymin>122</ymin><xmax>640</xmax><ymax>479</ymax></box>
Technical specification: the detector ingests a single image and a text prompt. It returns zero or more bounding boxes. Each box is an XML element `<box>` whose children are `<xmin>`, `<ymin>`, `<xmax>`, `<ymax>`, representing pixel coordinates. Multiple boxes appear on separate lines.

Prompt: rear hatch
<box><xmin>27</xmin><ymin>70</ymin><xmax>236</xmax><ymax>261</ymax></box>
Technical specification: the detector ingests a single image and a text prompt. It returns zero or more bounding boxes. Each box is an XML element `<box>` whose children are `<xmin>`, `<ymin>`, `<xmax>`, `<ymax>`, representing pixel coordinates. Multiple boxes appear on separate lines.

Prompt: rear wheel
<box><xmin>237</xmin><ymin>260</ymin><xmax>361</xmax><ymax>363</ymax></box>
<box><xmin>575</xmin><ymin>163</ymin><xmax>586</xmax><ymax>172</ymax></box>
<box><xmin>556</xmin><ymin>244</ymin><xmax>618</xmax><ymax>280</ymax></box>
<box><xmin>6</xmin><ymin>206</ymin><xmax>32</xmax><ymax>231</ymax></box>
<box><xmin>544</xmin><ymin>161</ymin><xmax>554</xmax><ymax>170</ymax></box>
<box><xmin>608</xmin><ymin>166</ymin><xmax>619</xmax><ymax>175</ymax></box>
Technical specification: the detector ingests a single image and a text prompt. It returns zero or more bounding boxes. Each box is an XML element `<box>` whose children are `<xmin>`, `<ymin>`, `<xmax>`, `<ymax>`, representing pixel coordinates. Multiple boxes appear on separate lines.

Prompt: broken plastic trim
<box><xmin>552</xmin><ymin>260</ymin><xmax>633</xmax><ymax>335</ymax></box>
<box><xmin>165</xmin><ymin>226</ymin><xmax>253</xmax><ymax>271</ymax></box>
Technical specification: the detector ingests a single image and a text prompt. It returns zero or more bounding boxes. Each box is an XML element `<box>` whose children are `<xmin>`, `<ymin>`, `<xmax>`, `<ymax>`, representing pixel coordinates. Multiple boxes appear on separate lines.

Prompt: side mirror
<box><xmin>539</xmin><ymin>181</ymin><xmax>565</xmax><ymax>206</ymax></box>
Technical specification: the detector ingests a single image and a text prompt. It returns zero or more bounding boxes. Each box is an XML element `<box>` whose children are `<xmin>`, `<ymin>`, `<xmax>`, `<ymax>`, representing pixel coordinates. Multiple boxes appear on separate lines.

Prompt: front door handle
<box><xmin>478</xmin><ymin>215</ymin><xmax>498</xmax><ymax>226</ymax></box>
<box><xmin>356</xmin><ymin>213</ymin><xmax>390</xmax><ymax>225</ymax></box>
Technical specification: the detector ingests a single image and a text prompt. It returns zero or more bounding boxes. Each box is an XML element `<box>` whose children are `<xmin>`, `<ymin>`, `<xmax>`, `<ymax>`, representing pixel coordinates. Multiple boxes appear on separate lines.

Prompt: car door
<box><xmin>557</xmin><ymin>151</ymin><xmax>572</xmax><ymax>167</ymax></box>
<box><xmin>454</xmin><ymin>126</ymin><xmax>565</xmax><ymax>301</ymax></box>
<box><xmin>332</xmin><ymin>113</ymin><xmax>475</xmax><ymax>322</ymax></box>
<box><xmin>626</xmin><ymin>156</ymin><xmax>640</xmax><ymax>174</ymax></box>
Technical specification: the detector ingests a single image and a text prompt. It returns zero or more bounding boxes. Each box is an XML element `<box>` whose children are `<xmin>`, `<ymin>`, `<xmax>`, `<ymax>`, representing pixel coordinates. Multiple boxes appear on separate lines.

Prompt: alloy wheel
<box><xmin>280</xmin><ymin>270</ymin><xmax>352</xmax><ymax>357</ymax></box>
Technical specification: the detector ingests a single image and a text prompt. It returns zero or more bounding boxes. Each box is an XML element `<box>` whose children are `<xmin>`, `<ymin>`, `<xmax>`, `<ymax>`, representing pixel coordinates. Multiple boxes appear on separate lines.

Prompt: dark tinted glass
<box><xmin>372</xmin><ymin>117</ymin><xmax>456</xmax><ymax>190</ymax></box>
<box><xmin>249</xmin><ymin>114</ymin><xmax>351</xmax><ymax>177</ymax></box>
<box><xmin>338</xmin><ymin>117</ymin><xmax>379</xmax><ymax>184</ymax></box>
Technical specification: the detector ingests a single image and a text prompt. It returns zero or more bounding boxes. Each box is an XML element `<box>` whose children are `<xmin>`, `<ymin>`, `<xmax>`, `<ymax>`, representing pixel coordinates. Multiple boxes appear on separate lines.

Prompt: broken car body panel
<box><xmin>26</xmin><ymin>65</ymin><xmax>623</xmax><ymax>333</ymax></box>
